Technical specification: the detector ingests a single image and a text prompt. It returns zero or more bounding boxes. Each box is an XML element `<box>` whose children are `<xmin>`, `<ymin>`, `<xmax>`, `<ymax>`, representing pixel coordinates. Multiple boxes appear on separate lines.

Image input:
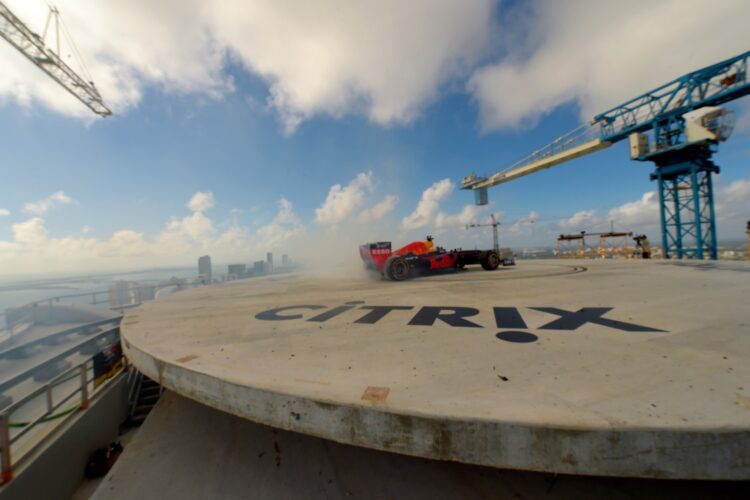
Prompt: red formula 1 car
<box><xmin>360</xmin><ymin>236</ymin><xmax>511</xmax><ymax>281</ymax></box>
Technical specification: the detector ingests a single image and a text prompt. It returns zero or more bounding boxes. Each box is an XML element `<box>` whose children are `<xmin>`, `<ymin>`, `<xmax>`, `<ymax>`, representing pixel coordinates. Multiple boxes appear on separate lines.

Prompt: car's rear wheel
<box><xmin>480</xmin><ymin>251</ymin><xmax>500</xmax><ymax>270</ymax></box>
<box><xmin>384</xmin><ymin>256</ymin><xmax>410</xmax><ymax>281</ymax></box>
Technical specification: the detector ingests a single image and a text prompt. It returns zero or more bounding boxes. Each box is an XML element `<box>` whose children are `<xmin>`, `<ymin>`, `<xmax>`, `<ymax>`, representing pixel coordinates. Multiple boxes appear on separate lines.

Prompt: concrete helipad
<box><xmin>120</xmin><ymin>259</ymin><xmax>750</xmax><ymax>479</ymax></box>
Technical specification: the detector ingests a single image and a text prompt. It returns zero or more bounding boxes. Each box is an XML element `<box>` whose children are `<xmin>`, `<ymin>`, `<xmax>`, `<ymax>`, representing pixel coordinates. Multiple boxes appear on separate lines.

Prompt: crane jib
<box><xmin>595</xmin><ymin>50</ymin><xmax>750</xmax><ymax>144</ymax></box>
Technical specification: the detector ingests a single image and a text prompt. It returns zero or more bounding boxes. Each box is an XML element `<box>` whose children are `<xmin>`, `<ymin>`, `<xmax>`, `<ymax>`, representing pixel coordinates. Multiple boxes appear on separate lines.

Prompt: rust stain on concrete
<box><xmin>361</xmin><ymin>386</ymin><xmax>390</xmax><ymax>402</ymax></box>
<box><xmin>735</xmin><ymin>394</ymin><xmax>750</xmax><ymax>410</ymax></box>
<box><xmin>176</xmin><ymin>354</ymin><xmax>199</xmax><ymax>364</ymax></box>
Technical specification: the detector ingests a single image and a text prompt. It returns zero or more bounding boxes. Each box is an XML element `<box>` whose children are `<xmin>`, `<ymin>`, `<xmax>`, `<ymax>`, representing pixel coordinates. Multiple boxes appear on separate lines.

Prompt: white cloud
<box><xmin>401</xmin><ymin>178</ymin><xmax>454</xmax><ymax>230</ymax></box>
<box><xmin>400</xmin><ymin>179</ymin><xmax>492</xmax><ymax>245</ymax></box>
<box><xmin>256</xmin><ymin>198</ymin><xmax>304</xmax><ymax>248</ymax></box>
<box><xmin>81</xmin><ymin>225</ymin><xmax>94</xmax><ymax>234</ymax></box>
<box><xmin>469</xmin><ymin>0</ymin><xmax>749</xmax><ymax>131</ymax></box>
<box><xmin>0</xmin><ymin>192</ymin><xmax>307</xmax><ymax>275</ymax></box>
<box><xmin>358</xmin><ymin>195</ymin><xmax>398</xmax><ymax>223</ymax></box>
<box><xmin>2</xmin><ymin>0</ymin><xmax>496</xmax><ymax>132</ymax></box>
<box><xmin>557</xmin><ymin>209</ymin><xmax>601</xmax><ymax>232</ymax></box>
<box><xmin>607</xmin><ymin>191</ymin><xmax>659</xmax><ymax>228</ymax></box>
<box><xmin>187</xmin><ymin>191</ymin><xmax>214</xmax><ymax>212</ymax></box>
<box><xmin>506</xmin><ymin>211</ymin><xmax>538</xmax><ymax>234</ymax></box>
<box><xmin>315</xmin><ymin>172</ymin><xmax>374</xmax><ymax>225</ymax></box>
<box><xmin>736</xmin><ymin>101</ymin><xmax>750</xmax><ymax>133</ymax></box>
<box><xmin>0</xmin><ymin>209</ymin><xmax>9</xmax><ymax>216</ymax></box>
<box><xmin>163</xmin><ymin>211</ymin><xmax>214</xmax><ymax>242</ymax></box>
<box><xmin>12</xmin><ymin>218</ymin><xmax>48</xmax><ymax>244</ymax></box>
<box><xmin>715</xmin><ymin>179</ymin><xmax>750</xmax><ymax>230</ymax></box>
<box><xmin>435</xmin><ymin>204</ymin><xmax>484</xmax><ymax>229</ymax></box>
<box><xmin>721</xmin><ymin>179</ymin><xmax>750</xmax><ymax>203</ymax></box>
<box><xmin>22</xmin><ymin>190</ymin><xmax>76</xmax><ymax>215</ymax></box>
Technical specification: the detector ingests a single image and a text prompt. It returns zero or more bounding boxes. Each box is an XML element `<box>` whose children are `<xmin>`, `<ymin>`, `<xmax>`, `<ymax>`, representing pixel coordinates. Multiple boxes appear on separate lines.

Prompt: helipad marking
<box><xmin>255</xmin><ymin>304</ymin><xmax>666</xmax><ymax>333</ymax></box>
<box><xmin>496</xmin><ymin>331</ymin><xmax>538</xmax><ymax>343</ymax></box>
<box><xmin>531</xmin><ymin>307</ymin><xmax>665</xmax><ymax>332</ymax></box>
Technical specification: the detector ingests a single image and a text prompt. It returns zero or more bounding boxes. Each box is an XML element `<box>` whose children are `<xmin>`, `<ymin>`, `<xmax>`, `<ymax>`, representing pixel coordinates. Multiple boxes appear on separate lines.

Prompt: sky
<box><xmin>0</xmin><ymin>0</ymin><xmax>749</xmax><ymax>276</ymax></box>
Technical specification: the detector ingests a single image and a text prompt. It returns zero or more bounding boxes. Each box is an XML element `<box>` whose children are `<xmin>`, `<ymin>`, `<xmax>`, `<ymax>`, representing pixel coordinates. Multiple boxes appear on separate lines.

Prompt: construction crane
<box><xmin>467</xmin><ymin>213</ymin><xmax>501</xmax><ymax>252</ymax></box>
<box><xmin>463</xmin><ymin>50</ymin><xmax>750</xmax><ymax>260</ymax></box>
<box><xmin>0</xmin><ymin>1</ymin><xmax>111</xmax><ymax>116</ymax></box>
<box><xmin>466</xmin><ymin>213</ymin><xmax>535</xmax><ymax>252</ymax></box>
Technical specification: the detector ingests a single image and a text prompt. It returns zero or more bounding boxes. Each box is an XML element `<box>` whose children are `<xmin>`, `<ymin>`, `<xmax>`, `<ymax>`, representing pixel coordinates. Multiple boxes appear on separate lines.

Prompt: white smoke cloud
<box><xmin>256</xmin><ymin>198</ymin><xmax>305</xmax><ymax>247</ymax></box>
<box><xmin>0</xmin><ymin>209</ymin><xmax>9</xmax><ymax>217</ymax></box>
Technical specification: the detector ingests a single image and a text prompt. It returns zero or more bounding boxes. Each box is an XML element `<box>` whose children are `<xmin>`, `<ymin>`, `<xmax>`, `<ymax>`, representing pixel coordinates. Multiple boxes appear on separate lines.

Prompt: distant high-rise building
<box><xmin>198</xmin><ymin>255</ymin><xmax>212</xmax><ymax>284</ymax></box>
<box><xmin>227</xmin><ymin>264</ymin><xmax>246</xmax><ymax>280</ymax></box>
<box><xmin>109</xmin><ymin>280</ymin><xmax>135</xmax><ymax>307</ymax></box>
<box><xmin>254</xmin><ymin>260</ymin><xmax>265</xmax><ymax>275</ymax></box>
<box><xmin>282</xmin><ymin>254</ymin><xmax>290</xmax><ymax>267</ymax></box>
<box><xmin>266</xmin><ymin>252</ymin><xmax>274</xmax><ymax>274</ymax></box>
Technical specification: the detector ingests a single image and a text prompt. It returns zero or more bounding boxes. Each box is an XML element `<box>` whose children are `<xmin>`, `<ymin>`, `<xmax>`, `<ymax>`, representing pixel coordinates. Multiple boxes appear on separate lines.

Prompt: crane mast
<box><xmin>467</xmin><ymin>213</ymin><xmax>500</xmax><ymax>252</ymax></box>
<box><xmin>464</xmin><ymin>50</ymin><xmax>750</xmax><ymax>260</ymax></box>
<box><xmin>466</xmin><ymin>214</ymin><xmax>535</xmax><ymax>252</ymax></box>
<box><xmin>0</xmin><ymin>1</ymin><xmax>111</xmax><ymax>116</ymax></box>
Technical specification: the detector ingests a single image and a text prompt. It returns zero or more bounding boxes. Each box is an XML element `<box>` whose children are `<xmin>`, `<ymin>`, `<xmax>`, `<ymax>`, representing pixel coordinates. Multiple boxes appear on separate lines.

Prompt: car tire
<box><xmin>384</xmin><ymin>255</ymin><xmax>410</xmax><ymax>281</ymax></box>
<box><xmin>480</xmin><ymin>251</ymin><xmax>500</xmax><ymax>270</ymax></box>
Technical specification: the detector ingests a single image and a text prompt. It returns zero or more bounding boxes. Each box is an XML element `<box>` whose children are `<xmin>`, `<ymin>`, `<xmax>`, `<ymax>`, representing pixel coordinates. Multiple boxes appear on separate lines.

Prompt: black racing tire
<box><xmin>384</xmin><ymin>255</ymin><xmax>410</xmax><ymax>281</ymax></box>
<box><xmin>480</xmin><ymin>251</ymin><xmax>500</xmax><ymax>271</ymax></box>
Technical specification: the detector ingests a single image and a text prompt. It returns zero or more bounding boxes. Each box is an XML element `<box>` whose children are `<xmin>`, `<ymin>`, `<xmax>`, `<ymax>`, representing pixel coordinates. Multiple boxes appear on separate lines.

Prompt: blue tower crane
<box><xmin>463</xmin><ymin>50</ymin><xmax>750</xmax><ymax>260</ymax></box>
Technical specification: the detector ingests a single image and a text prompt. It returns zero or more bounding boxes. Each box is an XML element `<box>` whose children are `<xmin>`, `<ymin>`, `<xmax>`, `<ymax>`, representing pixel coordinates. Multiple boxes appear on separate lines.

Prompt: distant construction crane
<box><xmin>466</xmin><ymin>213</ymin><xmax>535</xmax><ymax>252</ymax></box>
<box><xmin>463</xmin><ymin>50</ymin><xmax>750</xmax><ymax>260</ymax></box>
<box><xmin>0</xmin><ymin>1</ymin><xmax>111</xmax><ymax>116</ymax></box>
<box><xmin>467</xmin><ymin>213</ymin><xmax>501</xmax><ymax>252</ymax></box>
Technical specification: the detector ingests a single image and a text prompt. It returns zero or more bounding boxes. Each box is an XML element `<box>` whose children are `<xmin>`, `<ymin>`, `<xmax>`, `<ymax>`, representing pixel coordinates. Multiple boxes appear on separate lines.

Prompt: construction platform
<box><xmin>120</xmin><ymin>259</ymin><xmax>750</xmax><ymax>480</ymax></box>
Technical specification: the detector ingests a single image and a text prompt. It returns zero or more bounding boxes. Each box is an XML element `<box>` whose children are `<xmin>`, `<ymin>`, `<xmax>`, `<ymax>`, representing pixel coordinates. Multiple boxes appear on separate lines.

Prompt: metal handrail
<box><xmin>0</xmin><ymin>325</ymin><xmax>121</xmax><ymax>394</ymax></box>
<box><xmin>0</xmin><ymin>316</ymin><xmax>121</xmax><ymax>359</ymax></box>
<box><xmin>127</xmin><ymin>370</ymin><xmax>143</xmax><ymax>418</ymax></box>
<box><xmin>1</xmin><ymin>287</ymin><xmax>143</xmax><ymax>332</ymax></box>
<box><xmin>0</xmin><ymin>349</ymin><xmax>126</xmax><ymax>484</ymax></box>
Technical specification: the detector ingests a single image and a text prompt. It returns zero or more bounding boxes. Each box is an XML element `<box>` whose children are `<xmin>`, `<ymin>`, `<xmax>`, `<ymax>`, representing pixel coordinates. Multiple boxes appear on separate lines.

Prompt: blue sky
<box><xmin>0</xmin><ymin>0</ymin><xmax>748</xmax><ymax>275</ymax></box>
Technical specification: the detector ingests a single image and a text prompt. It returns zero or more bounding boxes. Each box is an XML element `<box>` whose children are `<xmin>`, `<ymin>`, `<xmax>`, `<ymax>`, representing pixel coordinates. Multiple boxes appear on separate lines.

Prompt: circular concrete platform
<box><xmin>121</xmin><ymin>260</ymin><xmax>750</xmax><ymax>479</ymax></box>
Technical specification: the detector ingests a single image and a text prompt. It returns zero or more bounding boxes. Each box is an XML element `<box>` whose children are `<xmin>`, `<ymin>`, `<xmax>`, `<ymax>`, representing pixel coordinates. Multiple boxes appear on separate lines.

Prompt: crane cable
<box><xmin>37</xmin><ymin>0</ymin><xmax>95</xmax><ymax>84</ymax></box>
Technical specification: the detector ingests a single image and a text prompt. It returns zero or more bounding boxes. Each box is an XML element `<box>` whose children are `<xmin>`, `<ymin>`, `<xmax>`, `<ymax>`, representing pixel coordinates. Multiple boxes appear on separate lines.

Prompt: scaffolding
<box><xmin>556</xmin><ymin>231</ymin><xmax>634</xmax><ymax>259</ymax></box>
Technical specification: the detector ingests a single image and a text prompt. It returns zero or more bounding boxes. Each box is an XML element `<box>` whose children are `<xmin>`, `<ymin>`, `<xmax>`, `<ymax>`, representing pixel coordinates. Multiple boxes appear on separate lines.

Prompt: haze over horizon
<box><xmin>1</xmin><ymin>0</ymin><xmax>749</xmax><ymax>276</ymax></box>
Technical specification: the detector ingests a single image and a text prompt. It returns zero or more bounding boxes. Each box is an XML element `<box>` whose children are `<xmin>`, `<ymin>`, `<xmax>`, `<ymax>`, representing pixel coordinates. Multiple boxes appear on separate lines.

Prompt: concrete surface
<box><xmin>70</xmin><ymin>425</ymin><xmax>137</xmax><ymax>500</ymax></box>
<box><xmin>92</xmin><ymin>392</ymin><xmax>749</xmax><ymax>500</ymax></box>
<box><xmin>121</xmin><ymin>260</ymin><xmax>750</xmax><ymax>479</ymax></box>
